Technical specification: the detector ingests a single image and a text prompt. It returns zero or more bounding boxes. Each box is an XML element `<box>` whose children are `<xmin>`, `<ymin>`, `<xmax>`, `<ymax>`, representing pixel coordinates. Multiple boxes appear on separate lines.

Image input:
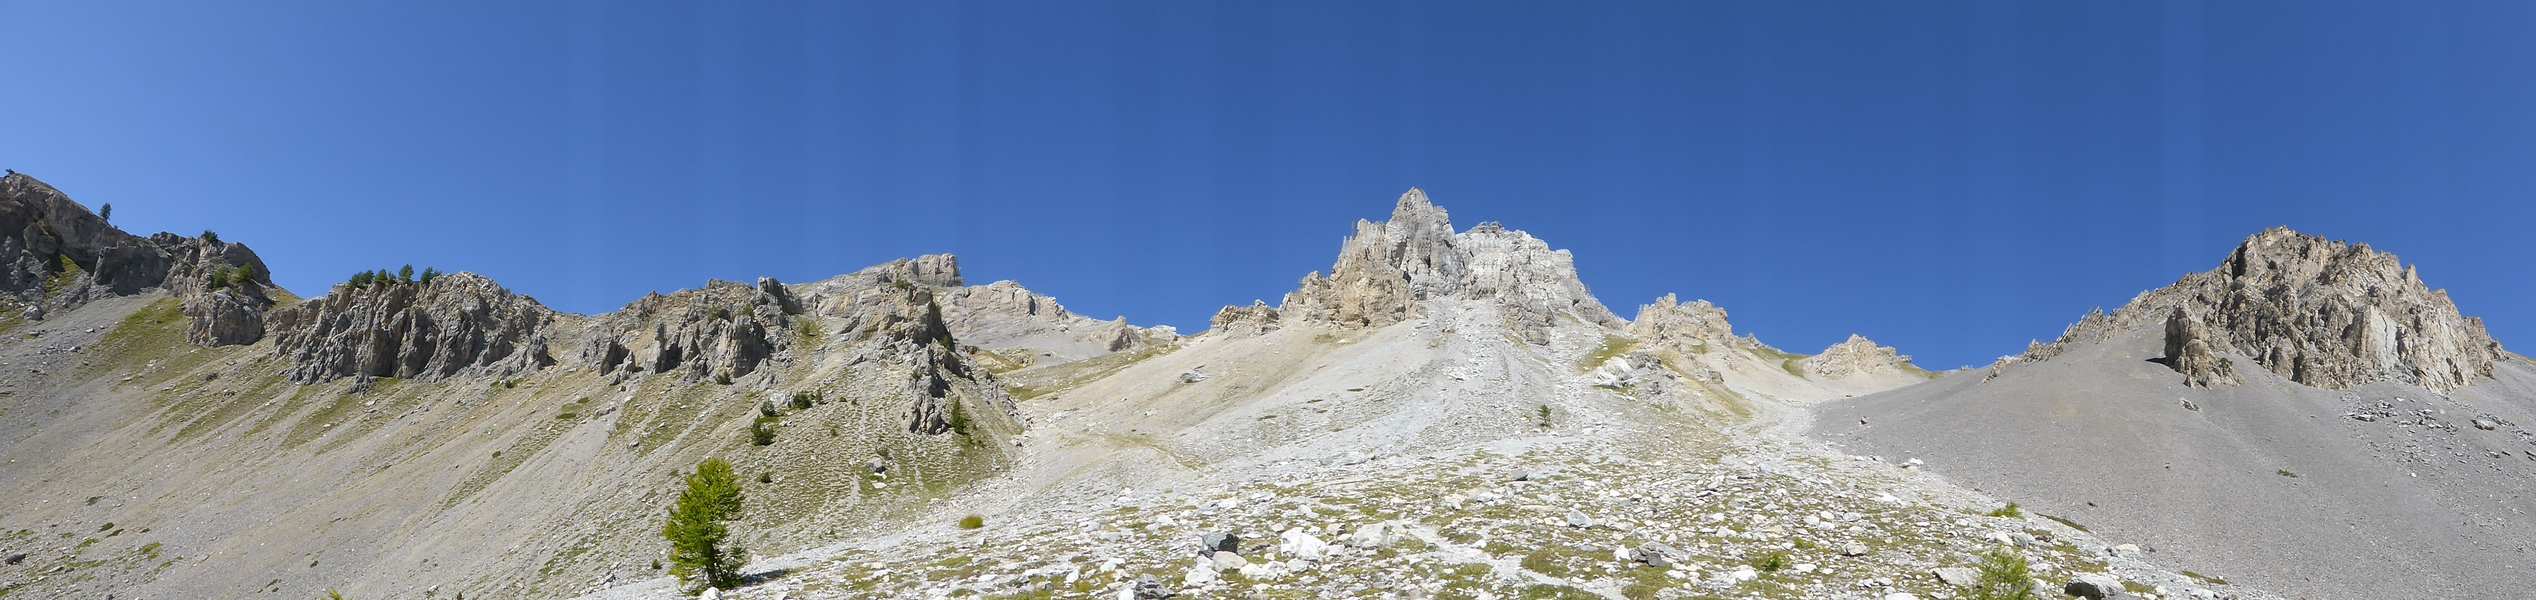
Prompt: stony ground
<box><xmin>669</xmin><ymin>425</ymin><xmax>2261</xmax><ymax>600</ymax></box>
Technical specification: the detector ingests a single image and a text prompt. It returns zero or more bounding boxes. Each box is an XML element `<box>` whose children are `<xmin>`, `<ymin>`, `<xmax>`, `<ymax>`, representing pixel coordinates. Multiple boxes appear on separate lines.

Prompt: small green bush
<box><xmin>1752</xmin><ymin>551</ymin><xmax>1790</xmax><ymax>573</ymax></box>
<box><xmin>1988</xmin><ymin>503</ymin><xmax>2023</xmax><ymax>518</ymax></box>
<box><xmin>957</xmin><ymin>514</ymin><xmax>985</xmax><ymax>529</ymax></box>
<box><xmin>749</xmin><ymin>416</ymin><xmax>778</xmax><ymax>446</ymax></box>
<box><xmin>200</xmin><ymin>230</ymin><xmax>220</xmax><ymax>244</ymax></box>
<box><xmin>714</xmin><ymin>372</ymin><xmax>733</xmax><ymax>385</ymax></box>
<box><xmin>1536</xmin><ymin>404</ymin><xmax>1553</xmax><ymax>428</ymax></box>
<box><xmin>2276</xmin><ymin>469</ymin><xmax>2299</xmax><ymax>478</ymax></box>
<box><xmin>1966</xmin><ymin>549</ymin><xmax>2037</xmax><ymax>600</ymax></box>
<box><xmin>789</xmin><ymin>391</ymin><xmax>818</xmax><ymax>411</ymax></box>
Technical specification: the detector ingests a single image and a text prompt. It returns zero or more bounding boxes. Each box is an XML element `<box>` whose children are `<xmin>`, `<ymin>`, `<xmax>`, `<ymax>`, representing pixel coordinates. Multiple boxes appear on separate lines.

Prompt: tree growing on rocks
<box><xmin>1967</xmin><ymin>549</ymin><xmax>2037</xmax><ymax>600</ymax></box>
<box><xmin>662</xmin><ymin>458</ymin><xmax>748</xmax><ymax>591</ymax></box>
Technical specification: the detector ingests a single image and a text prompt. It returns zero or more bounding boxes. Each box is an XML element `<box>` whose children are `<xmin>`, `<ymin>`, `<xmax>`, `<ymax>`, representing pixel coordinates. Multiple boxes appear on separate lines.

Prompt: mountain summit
<box><xmin>2016</xmin><ymin>227</ymin><xmax>2505</xmax><ymax>392</ymax></box>
<box><xmin>1222</xmin><ymin>188</ymin><xmax>1620</xmax><ymax>340</ymax></box>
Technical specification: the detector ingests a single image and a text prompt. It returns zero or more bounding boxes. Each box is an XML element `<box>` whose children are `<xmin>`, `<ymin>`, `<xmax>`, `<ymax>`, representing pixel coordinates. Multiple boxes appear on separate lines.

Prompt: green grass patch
<box><xmin>1576</xmin><ymin>335</ymin><xmax>1638</xmax><ymax>372</ymax></box>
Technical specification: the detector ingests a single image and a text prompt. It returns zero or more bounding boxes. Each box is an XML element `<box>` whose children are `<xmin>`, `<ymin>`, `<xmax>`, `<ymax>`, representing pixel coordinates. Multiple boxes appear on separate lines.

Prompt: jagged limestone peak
<box><xmin>2021</xmin><ymin>227</ymin><xmax>2503</xmax><ymax>392</ymax></box>
<box><xmin>1229</xmin><ymin>188</ymin><xmax>1617</xmax><ymax>336</ymax></box>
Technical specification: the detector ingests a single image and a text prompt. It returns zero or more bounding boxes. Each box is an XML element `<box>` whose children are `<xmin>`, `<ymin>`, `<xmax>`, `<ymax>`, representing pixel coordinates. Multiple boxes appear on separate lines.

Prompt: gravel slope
<box><xmin>1810</xmin><ymin>326</ymin><xmax>2536</xmax><ymax>600</ymax></box>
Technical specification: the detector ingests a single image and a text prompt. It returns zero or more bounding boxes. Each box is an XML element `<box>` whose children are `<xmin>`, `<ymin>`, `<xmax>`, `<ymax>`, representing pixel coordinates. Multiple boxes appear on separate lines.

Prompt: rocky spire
<box><xmin>1233</xmin><ymin>188</ymin><xmax>1618</xmax><ymax>335</ymax></box>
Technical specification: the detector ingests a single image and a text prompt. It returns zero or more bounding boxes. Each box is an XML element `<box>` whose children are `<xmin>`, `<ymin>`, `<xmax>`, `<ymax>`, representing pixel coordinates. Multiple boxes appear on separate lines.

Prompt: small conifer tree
<box><xmin>662</xmin><ymin>458</ymin><xmax>747</xmax><ymax>590</ymax></box>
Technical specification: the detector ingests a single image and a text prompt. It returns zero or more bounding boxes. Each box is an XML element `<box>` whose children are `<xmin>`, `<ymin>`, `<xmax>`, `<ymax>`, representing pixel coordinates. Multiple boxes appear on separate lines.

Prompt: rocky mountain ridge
<box><xmin>1</xmin><ymin>172</ymin><xmax>275</xmax><ymax>334</ymax></box>
<box><xmin>2012</xmin><ymin>227</ymin><xmax>2506</xmax><ymax>392</ymax></box>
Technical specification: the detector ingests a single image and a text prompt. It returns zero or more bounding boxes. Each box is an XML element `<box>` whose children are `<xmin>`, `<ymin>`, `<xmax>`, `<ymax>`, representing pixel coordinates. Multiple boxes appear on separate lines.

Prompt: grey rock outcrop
<box><xmin>2161</xmin><ymin>306</ymin><xmax>2237</xmax><ymax>387</ymax></box>
<box><xmin>2020</xmin><ymin>227</ymin><xmax>2504</xmax><ymax>392</ymax></box>
<box><xmin>1800</xmin><ymin>334</ymin><xmax>1920</xmax><ymax>379</ymax></box>
<box><xmin>1207</xmin><ymin>300</ymin><xmax>1281</xmax><ymax>336</ymax></box>
<box><xmin>1226</xmin><ymin>188</ymin><xmax>1618</xmax><ymax>338</ymax></box>
<box><xmin>1626</xmin><ymin>294</ymin><xmax>1740</xmax><ymax>353</ymax></box>
<box><xmin>267</xmin><ymin>273</ymin><xmax>559</xmax><ymax>383</ymax></box>
<box><xmin>183</xmin><ymin>287</ymin><xmax>271</xmax><ymax>346</ymax></box>
<box><xmin>580</xmin><ymin>277</ymin><xmax>799</xmax><ymax>381</ymax></box>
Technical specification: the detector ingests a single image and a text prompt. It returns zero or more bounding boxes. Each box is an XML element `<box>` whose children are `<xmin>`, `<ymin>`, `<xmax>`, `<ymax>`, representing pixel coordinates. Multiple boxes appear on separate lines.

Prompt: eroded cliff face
<box><xmin>2018</xmin><ymin>228</ymin><xmax>2505</xmax><ymax>392</ymax></box>
<box><xmin>266</xmin><ymin>273</ymin><xmax>560</xmax><ymax>383</ymax></box>
<box><xmin>575</xmin><ymin>277</ymin><xmax>800</xmax><ymax>382</ymax></box>
<box><xmin>1</xmin><ymin>172</ymin><xmax>277</xmax><ymax>342</ymax></box>
<box><xmin>1229</xmin><ymin>188</ymin><xmax>1620</xmax><ymax>338</ymax></box>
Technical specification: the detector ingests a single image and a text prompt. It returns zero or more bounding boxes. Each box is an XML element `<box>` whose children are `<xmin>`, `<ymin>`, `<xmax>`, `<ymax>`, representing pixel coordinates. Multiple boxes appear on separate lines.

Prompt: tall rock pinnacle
<box><xmin>1238</xmin><ymin>188</ymin><xmax>1618</xmax><ymax>336</ymax></box>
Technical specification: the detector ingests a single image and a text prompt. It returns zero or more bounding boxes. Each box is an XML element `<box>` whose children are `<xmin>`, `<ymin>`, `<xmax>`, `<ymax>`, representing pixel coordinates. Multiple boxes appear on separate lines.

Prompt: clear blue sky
<box><xmin>5</xmin><ymin>1</ymin><xmax>2532</xmax><ymax>369</ymax></box>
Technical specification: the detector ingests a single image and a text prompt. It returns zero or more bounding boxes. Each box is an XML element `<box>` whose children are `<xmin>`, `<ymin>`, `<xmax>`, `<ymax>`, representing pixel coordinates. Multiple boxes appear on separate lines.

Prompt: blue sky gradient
<box><xmin>5</xmin><ymin>1</ymin><xmax>2532</xmax><ymax>369</ymax></box>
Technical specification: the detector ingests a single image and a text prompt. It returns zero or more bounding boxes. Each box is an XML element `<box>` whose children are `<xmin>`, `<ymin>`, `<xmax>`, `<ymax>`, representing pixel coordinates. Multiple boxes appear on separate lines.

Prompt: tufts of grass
<box><xmin>957</xmin><ymin>514</ymin><xmax>985</xmax><ymax>530</ymax></box>
<box><xmin>1519</xmin><ymin>546</ymin><xmax>1576</xmax><ymax>578</ymax></box>
<box><xmin>1576</xmin><ymin>336</ymin><xmax>1638</xmax><ymax>372</ymax></box>
<box><xmin>1987</xmin><ymin>502</ymin><xmax>2023</xmax><ymax>518</ymax></box>
<box><xmin>1751</xmin><ymin>551</ymin><xmax>1790</xmax><ymax>573</ymax></box>
<box><xmin>2276</xmin><ymin>468</ymin><xmax>2299</xmax><ymax>478</ymax></box>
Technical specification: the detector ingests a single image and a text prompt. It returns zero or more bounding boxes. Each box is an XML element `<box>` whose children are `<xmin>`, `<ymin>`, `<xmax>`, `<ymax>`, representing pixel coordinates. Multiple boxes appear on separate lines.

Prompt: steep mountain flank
<box><xmin>1262</xmin><ymin>189</ymin><xmax>1620</xmax><ymax>339</ymax></box>
<box><xmin>1816</xmin><ymin>228</ymin><xmax>2536</xmax><ymax>600</ymax></box>
<box><xmin>2011</xmin><ymin>228</ymin><xmax>2504</xmax><ymax>392</ymax></box>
